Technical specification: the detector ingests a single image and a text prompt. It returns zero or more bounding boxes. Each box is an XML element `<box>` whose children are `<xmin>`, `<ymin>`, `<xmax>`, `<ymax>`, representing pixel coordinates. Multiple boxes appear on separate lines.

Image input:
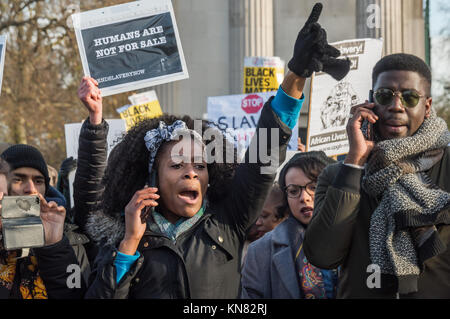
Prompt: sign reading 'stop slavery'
<box><xmin>0</xmin><ymin>35</ymin><xmax>6</xmax><ymax>96</ymax></box>
<box><xmin>207</xmin><ymin>92</ymin><xmax>298</xmax><ymax>160</ymax></box>
<box><xmin>72</xmin><ymin>0</ymin><xmax>188</xmax><ymax>97</ymax></box>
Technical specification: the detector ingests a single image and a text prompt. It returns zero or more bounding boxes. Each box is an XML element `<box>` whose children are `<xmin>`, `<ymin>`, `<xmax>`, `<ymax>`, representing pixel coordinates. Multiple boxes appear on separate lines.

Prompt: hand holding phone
<box><xmin>120</xmin><ymin>186</ymin><xmax>159</xmax><ymax>255</ymax></box>
<box><xmin>345</xmin><ymin>100</ymin><xmax>378</xmax><ymax>166</ymax></box>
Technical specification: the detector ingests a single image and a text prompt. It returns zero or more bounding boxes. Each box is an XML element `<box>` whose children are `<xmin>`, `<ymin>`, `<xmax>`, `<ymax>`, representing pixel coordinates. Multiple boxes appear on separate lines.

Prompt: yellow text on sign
<box><xmin>119</xmin><ymin>101</ymin><xmax>163</xmax><ymax>130</ymax></box>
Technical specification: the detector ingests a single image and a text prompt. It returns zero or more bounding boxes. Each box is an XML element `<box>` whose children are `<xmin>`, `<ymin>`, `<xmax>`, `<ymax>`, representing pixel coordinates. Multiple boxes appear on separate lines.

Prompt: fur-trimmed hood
<box><xmin>85</xmin><ymin>210</ymin><xmax>125</xmax><ymax>247</ymax></box>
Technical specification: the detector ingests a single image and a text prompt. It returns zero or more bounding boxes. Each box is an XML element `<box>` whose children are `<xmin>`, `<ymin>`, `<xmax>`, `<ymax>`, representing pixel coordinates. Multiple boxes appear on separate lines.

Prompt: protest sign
<box><xmin>128</xmin><ymin>90</ymin><xmax>159</xmax><ymax>105</ymax></box>
<box><xmin>116</xmin><ymin>91</ymin><xmax>163</xmax><ymax>130</ymax></box>
<box><xmin>306</xmin><ymin>38</ymin><xmax>383</xmax><ymax>157</ymax></box>
<box><xmin>72</xmin><ymin>0</ymin><xmax>188</xmax><ymax>97</ymax></box>
<box><xmin>207</xmin><ymin>92</ymin><xmax>298</xmax><ymax>160</ymax></box>
<box><xmin>243</xmin><ymin>56</ymin><xmax>284</xmax><ymax>93</ymax></box>
<box><xmin>64</xmin><ymin>119</ymin><xmax>127</xmax><ymax>159</ymax></box>
<box><xmin>0</xmin><ymin>35</ymin><xmax>6</xmax><ymax>96</ymax></box>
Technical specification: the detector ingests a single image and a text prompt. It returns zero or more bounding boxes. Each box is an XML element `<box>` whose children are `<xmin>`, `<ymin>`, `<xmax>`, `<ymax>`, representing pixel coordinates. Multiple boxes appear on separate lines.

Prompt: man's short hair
<box><xmin>372</xmin><ymin>53</ymin><xmax>432</xmax><ymax>95</ymax></box>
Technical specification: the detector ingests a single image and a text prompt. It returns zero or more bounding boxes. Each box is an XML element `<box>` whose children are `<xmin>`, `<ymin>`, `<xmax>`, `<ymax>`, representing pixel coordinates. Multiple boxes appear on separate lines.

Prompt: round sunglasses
<box><xmin>373</xmin><ymin>88</ymin><xmax>426</xmax><ymax>108</ymax></box>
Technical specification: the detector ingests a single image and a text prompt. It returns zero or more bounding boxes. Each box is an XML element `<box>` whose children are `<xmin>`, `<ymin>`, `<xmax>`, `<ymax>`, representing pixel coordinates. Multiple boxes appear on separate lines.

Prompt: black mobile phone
<box><xmin>369</xmin><ymin>90</ymin><xmax>374</xmax><ymax>103</ymax></box>
<box><xmin>140</xmin><ymin>171</ymin><xmax>158</xmax><ymax>223</ymax></box>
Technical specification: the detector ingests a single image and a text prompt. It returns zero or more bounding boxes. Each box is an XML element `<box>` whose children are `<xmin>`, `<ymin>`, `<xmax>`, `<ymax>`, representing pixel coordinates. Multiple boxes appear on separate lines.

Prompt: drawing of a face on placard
<box><xmin>81</xmin><ymin>13</ymin><xmax>182</xmax><ymax>90</ymax></box>
<box><xmin>320</xmin><ymin>81</ymin><xmax>359</xmax><ymax>130</ymax></box>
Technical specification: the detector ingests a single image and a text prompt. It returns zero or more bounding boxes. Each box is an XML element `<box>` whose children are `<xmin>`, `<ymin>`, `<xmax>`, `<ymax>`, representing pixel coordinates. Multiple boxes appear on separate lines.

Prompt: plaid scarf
<box><xmin>361</xmin><ymin>112</ymin><xmax>450</xmax><ymax>294</ymax></box>
<box><xmin>150</xmin><ymin>205</ymin><xmax>205</xmax><ymax>243</ymax></box>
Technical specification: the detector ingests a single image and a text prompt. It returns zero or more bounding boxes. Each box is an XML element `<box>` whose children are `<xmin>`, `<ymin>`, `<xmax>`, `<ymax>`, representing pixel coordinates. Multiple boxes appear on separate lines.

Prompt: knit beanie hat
<box><xmin>1</xmin><ymin>144</ymin><xmax>50</xmax><ymax>194</ymax></box>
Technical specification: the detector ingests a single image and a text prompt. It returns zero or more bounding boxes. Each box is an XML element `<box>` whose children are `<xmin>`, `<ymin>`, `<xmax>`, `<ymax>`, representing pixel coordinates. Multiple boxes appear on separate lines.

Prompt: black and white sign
<box><xmin>306</xmin><ymin>38</ymin><xmax>383</xmax><ymax>157</ymax></box>
<box><xmin>72</xmin><ymin>0</ymin><xmax>188</xmax><ymax>96</ymax></box>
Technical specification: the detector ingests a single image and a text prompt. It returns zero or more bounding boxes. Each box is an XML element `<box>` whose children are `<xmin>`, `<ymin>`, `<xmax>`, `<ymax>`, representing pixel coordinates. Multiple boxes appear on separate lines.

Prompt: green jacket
<box><xmin>304</xmin><ymin>146</ymin><xmax>450</xmax><ymax>299</ymax></box>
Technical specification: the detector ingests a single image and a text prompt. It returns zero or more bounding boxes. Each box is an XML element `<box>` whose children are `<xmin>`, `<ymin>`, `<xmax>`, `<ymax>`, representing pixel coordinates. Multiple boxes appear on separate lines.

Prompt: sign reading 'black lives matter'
<box><xmin>72</xmin><ymin>0</ymin><xmax>188</xmax><ymax>96</ymax></box>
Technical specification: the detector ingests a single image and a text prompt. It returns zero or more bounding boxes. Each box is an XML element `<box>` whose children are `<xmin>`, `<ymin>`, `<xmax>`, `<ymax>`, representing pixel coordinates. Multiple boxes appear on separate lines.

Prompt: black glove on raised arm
<box><xmin>288</xmin><ymin>2</ymin><xmax>351</xmax><ymax>81</ymax></box>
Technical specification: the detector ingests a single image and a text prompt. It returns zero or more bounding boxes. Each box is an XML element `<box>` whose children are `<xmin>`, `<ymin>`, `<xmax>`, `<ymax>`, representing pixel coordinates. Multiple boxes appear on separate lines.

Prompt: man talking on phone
<box><xmin>303</xmin><ymin>53</ymin><xmax>450</xmax><ymax>298</ymax></box>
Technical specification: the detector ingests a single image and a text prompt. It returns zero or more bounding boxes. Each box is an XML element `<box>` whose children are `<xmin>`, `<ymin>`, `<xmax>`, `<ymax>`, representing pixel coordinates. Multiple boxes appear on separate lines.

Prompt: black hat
<box><xmin>1</xmin><ymin>144</ymin><xmax>50</xmax><ymax>193</ymax></box>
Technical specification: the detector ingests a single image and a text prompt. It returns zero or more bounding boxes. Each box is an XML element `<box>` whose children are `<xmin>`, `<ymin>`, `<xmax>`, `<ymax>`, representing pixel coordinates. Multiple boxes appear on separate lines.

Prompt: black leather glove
<box><xmin>288</xmin><ymin>3</ymin><xmax>351</xmax><ymax>81</ymax></box>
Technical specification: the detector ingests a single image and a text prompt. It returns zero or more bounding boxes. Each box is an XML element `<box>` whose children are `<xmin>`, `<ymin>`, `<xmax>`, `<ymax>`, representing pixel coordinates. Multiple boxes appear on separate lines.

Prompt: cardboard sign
<box><xmin>116</xmin><ymin>90</ymin><xmax>163</xmax><ymax>130</ymax></box>
<box><xmin>0</xmin><ymin>35</ymin><xmax>6</xmax><ymax>96</ymax></box>
<box><xmin>306</xmin><ymin>38</ymin><xmax>383</xmax><ymax>157</ymax></box>
<box><xmin>64</xmin><ymin>119</ymin><xmax>127</xmax><ymax>159</ymax></box>
<box><xmin>243</xmin><ymin>56</ymin><xmax>284</xmax><ymax>93</ymax></box>
<box><xmin>128</xmin><ymin>90</ymin><xmax>159</xmax><ymax>105</ymax></box>
<box><xmin>207</xmin><ymin>92</ymin><xmax>298</xmax><ymax>160</ymax></box>
<box><xmin>72</xmin><ymin>0</ymin><xmax>188</xmax><ymax>96</ymax></box>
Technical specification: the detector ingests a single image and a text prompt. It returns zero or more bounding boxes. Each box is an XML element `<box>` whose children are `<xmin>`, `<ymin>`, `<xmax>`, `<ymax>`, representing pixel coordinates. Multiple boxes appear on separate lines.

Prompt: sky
<box><xmin>429</xmin><ymin>0</ymin><xmax>449</xmax><ymax>36</ymax></box>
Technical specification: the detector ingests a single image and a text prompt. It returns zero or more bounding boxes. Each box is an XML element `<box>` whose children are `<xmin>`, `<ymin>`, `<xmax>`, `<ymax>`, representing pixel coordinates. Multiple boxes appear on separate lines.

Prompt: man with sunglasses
<box><xmin>304</xmin><ymin>53</ymin><xmax>450</xmax><ymax>298</ymax></box>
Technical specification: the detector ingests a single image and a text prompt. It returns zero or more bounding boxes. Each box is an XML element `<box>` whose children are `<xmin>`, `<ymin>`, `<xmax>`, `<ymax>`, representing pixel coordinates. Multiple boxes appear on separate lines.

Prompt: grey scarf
<box><xmin>361</xmin><ymin>111</ymin><xmax>450</xmax><ymax>294</ymax></box>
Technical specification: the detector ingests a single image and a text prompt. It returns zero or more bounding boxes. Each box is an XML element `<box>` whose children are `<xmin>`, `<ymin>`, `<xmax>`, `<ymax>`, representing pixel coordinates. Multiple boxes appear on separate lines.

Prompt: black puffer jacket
<box><xmin>74</xmin><ymin>100</ymin><xmax>291</xmax><ymax>298</ymax></box>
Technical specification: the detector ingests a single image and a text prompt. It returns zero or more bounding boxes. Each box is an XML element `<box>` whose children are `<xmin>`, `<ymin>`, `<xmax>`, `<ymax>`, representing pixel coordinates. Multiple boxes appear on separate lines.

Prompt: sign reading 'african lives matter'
<box><xmin>306</xmin><ymin>38</ymin><xmax>383</xmax><ymax>157</ymax></box>
<box><xmin>72</xmin><ymin>0</ymin><xmax>188</xmax><ymax>97</ymax></box>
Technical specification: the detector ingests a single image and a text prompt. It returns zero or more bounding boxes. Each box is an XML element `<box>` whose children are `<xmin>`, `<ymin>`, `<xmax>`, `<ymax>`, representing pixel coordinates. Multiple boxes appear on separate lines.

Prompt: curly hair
<box><xmin>101</xmin><ymin>114</ymin><xmax>239</xmax><ymax>218</ymax></box>
<box><xmin>276</xmin><ymin>151</ymin><xmax>336</xmax><ymax>218</ymax></box>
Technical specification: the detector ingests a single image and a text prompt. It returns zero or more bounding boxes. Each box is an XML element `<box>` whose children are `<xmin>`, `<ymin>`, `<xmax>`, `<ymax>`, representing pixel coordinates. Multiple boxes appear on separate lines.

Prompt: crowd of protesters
<box><xmin>0</xmin><ymin>3</ymin><xmax>448</xmax><ymax>299</ymax></box>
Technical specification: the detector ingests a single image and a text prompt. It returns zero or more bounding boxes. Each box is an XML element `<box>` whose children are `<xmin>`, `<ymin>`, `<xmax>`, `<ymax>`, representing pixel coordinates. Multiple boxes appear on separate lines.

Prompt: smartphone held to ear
<box><xmin>368</xmin><ymin>90</ymin><xmax>374</xmax><ymax>103</ymax></box>
<box><xmin>140</xmin><ymin>171</ymin><xmax>158</xmax><ymax>224</ymax></box>
<box><xmin>1</xmin><ymin>195</ymin><xmax>45</xmax><ymax>250</ymax></box>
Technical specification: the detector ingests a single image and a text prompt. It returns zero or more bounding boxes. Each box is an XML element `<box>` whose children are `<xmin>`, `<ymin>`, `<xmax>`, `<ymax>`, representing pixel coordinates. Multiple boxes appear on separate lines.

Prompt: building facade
<box><xmin>150</xmin><ymin>0</ymin><xmax>425</xmax><ymax>138</ymax></box>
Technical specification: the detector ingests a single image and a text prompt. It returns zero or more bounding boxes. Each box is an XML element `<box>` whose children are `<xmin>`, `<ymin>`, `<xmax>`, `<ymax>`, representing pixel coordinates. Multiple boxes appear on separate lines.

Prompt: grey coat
<box><xmin>240</xmin><ymin>216</ymin><xmax>303</xmax><ymax>299</ymax></box>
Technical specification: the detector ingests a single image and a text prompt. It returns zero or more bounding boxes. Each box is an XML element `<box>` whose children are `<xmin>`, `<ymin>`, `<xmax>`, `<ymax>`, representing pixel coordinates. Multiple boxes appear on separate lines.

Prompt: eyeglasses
<box><xmin>284</xmin><ymin>182</ymin><xmax>316</xmax><ymax>198</ymax></box>
<box><xmin>373</xmin><ymin>88</ymin><xmax>426</xmax><ymax>108</ymax></box>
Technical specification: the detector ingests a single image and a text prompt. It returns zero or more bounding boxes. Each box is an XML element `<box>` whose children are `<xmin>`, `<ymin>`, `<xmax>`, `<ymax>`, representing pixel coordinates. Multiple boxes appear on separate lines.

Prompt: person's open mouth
<box><xmin>177</xmin><ymin>189</ymin><xmax>200</xmax><ymax>205</ymax></box>
<box><xmin>300</xmin><ymin>206</ymin><xmax>313</xmax><ymax>218</ymax></box>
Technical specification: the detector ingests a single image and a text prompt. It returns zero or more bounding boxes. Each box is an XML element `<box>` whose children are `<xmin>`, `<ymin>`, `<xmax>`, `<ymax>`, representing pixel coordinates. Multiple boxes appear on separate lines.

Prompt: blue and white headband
<box><xmin>144</xmin><ymin>120</ymin><xmax>204</xmax><ymax>176</ymax></box>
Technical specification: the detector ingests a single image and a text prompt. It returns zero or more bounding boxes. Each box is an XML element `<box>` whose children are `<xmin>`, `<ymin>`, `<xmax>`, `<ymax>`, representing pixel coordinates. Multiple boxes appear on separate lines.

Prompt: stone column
<box><xmin>356</xmin><ymin>0</ymin><xmax>382</xmax><ymax>38</ymax></box>
<box><xmin>229</xmin><ymin>0</ymin><xmax>274</xmax><ymax>94</ymax></box>
<box><xmin>357</xmin><ymin>0</ymin><xmax>425</xmax><ymax>59</ymax></box>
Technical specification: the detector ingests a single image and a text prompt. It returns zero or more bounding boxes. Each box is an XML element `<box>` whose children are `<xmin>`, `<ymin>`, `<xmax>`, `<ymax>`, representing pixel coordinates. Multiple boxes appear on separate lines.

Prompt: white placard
<box><xmin>0</xmin><ymin>35</ymin><xmax>6</xmax><ymax>96</ymax></box>
<box><xmin>128</xmin><ymin>90</ymin><xmax>159</xmax><ymax>105</ymax></box>
<box><xmin>72</xmin><ymin>0</ymin><xmax>188</xmax><ymax>97</ymax></box>
<box><xmin>64</xmin><ymin>119</ymin><xmax>127</xmax><ymax>159</ymax></box>
<box><xmin>306</xmin><ymin>38</ymin><xmax>383</xmax><ymax>157</ymax></box>
<box><xmin>207</xmin><ymin>92</ymin><xmax>299</xmax><ymax>160</ymax></box>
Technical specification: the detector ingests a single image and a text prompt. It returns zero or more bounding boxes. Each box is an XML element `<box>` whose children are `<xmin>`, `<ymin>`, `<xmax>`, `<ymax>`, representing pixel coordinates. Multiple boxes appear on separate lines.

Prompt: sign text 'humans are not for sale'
<box><xmin>72</xmin><ymin>0</ymin><xmax>188</xmax><ymax>97</ymax></box>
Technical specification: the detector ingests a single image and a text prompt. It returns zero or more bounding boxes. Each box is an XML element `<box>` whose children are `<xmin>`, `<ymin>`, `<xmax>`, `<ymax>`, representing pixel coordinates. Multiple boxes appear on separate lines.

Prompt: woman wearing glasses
<box><xmin>240</xmin><ymin>151</ymin><xmax>337</xmax><ymax>299</ymax></box>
